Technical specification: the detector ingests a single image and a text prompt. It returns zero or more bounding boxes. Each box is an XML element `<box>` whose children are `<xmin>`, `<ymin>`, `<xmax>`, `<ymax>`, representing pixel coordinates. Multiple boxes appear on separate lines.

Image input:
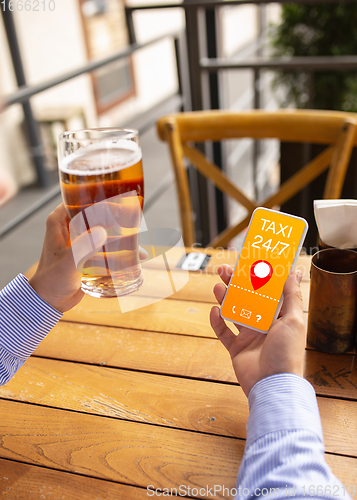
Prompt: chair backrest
<box><xmin>157</xmin><ymin>110</ymin><xmax>357</xmax><ymax>248</ymax></box>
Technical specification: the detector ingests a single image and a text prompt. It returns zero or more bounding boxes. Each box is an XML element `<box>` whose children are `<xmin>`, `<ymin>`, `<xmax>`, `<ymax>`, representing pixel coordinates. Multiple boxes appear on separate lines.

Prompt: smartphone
<box><xmin>220</xmin><ymin>207</ymin><xmax>308</xmax><ymax>333</ymax></box>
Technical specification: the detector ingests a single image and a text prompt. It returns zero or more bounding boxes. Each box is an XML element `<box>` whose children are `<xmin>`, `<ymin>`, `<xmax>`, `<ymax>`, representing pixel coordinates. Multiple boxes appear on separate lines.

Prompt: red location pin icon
<box><xmin>250</xmin><ymin>260</ymin><xmax>273</xmax><ymax>290</ymax></box>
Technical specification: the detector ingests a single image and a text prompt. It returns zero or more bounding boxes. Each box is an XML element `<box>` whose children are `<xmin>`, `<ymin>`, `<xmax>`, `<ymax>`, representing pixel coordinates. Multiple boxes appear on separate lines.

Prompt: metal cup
<box><xmin>307</xmin><ymin>249</ymin><xmax>357</xmax><ymax>354</ymax></box>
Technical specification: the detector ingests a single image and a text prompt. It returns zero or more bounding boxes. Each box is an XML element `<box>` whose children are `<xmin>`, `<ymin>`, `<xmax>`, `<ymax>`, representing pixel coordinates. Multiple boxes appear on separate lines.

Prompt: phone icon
<box><xmin>220</xmin><ymin>207</ymin><xmax>308</xmax><ymax>333</ymax></box>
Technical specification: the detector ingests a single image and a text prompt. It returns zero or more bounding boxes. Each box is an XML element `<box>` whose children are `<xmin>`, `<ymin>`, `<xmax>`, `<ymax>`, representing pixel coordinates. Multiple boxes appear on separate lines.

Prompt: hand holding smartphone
<box><xmin>220</xmin><ymin>207</ymin><xmax>308</xmax><ymax>333</ymax></box>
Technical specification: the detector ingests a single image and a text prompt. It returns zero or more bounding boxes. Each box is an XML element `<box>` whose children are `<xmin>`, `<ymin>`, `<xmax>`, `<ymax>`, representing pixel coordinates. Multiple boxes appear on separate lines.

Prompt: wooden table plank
<box><xmin>34</xmin><ymin>321</ymin><xmax>357</xmax><ymax>400</ymax></box>
<box><xmin>0</xmin><ymin>357</ymin><xmax>248</xmax><ymax>439</ymax></box>
<box><xmin>305</xmin><ymin>350</ymin><xmax>357</xmax><ymax>399</ymax></box>
<box><xmin>34</xmin><ymin>322</ymin><xmax>236</xmax><ymax>381</ymax></box>
<box><xmin>0</xmin><ymin>400</ymin><xmax>241</xmax><ymax>500</ymax></box>
<box><xmin>1</xmin><ymin>357</ymin><xmax>357</xmax><ymax>458</ymax></box>
<box><xmin>317</xmin><ymin>397</ymin><xmax>357</xmax><ymax>456</ymax></box>
<box><xmin>168</xmin><ymin>269</ymin><xmax>217</xmax><ymax>303</ymax></box>
<box><xmin>0</xmin><ymin>458</ymin><xmax>151</xmax><ymax>500</ymax></box>
<box><xmin>0</xmin><ymin>399</ymin><xmax>356</xmax><ymax>499</ymax></box>
<box><xmin>326</xmin><ymin>454</ymin><xmax>357</xmax><ymax>493</ymax></box>
<box><xmin>61</xmin><ymin>286</ymin><xmax>309</xmax><ymax>337</ymax></box>
<box><xmin>62</xmin><ymin>295</ymin><xmax>215</xmax><ymax>338</ymax></box>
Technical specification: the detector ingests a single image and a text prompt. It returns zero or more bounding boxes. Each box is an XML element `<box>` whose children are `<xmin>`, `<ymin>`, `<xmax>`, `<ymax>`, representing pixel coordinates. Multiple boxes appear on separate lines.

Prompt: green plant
<box><xmin>270</xmin><ymin>3</ymin><xmax>357</xmax><ymax>111</ymax></box>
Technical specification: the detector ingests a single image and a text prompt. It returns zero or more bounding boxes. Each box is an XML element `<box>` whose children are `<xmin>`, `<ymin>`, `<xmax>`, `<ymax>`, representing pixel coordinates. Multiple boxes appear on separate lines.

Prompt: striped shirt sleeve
<box><xmin>235</xmin><ymin>374</ymin><xmax>351</xmax><ymax>500</ymax></box>
<box><xmin>0</xmin><ymin>273</ymin><xmax>62</xmax><ymax>385</ymax></box>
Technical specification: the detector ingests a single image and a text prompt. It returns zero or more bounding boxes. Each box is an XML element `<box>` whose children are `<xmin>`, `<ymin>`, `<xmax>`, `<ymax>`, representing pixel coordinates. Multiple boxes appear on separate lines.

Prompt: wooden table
<box><xmin>0</xmin><ymin>250</ymin><xmax>357</xmax><ymax>499</ymax></box>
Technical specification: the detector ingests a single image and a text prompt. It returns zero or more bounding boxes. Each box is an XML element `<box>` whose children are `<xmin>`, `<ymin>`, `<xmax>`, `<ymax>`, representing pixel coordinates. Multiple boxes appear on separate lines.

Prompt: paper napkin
<box><xmin>314</xmin><ymin>199</ymin><xmax>357</xmax><ymax>248</ymax></box>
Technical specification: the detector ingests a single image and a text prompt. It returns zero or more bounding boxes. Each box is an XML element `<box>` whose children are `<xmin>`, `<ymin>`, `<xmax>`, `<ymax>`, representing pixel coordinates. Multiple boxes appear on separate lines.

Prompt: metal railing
<box><xmin>3</xmin><ymin>32</ymin><xmax>184</xmax><ymax>107</ymax></box>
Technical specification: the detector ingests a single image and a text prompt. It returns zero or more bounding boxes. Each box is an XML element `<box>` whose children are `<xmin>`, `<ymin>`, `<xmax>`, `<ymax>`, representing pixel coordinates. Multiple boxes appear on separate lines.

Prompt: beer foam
<box><xmin>59</xmin><ymin>140</ymin><xmax>142</xmax><ymax>176</ymax></box>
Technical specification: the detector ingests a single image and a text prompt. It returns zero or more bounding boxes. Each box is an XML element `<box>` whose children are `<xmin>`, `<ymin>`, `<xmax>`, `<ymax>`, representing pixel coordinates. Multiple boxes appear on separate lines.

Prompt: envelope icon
<box><xmin>240</xmin><ymin>308</ymin><xmax>252</xmax><ymax>319</ymax></box>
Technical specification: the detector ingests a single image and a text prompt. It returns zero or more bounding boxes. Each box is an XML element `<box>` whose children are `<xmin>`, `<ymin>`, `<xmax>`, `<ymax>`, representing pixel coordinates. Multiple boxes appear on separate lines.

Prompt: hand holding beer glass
<box><xmin>58</xmin><ymin>128</ymin><xmax>144</xmax><ymax>298</ymax></box>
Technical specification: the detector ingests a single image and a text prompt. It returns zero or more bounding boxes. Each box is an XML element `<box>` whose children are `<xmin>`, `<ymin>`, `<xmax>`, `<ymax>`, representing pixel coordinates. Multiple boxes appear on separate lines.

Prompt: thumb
<box><xmin>279</xmin><ymin>270</ymin><xmax>303</xmax><ymax>318</ymax></box>
<box><xmin>71</xmin><ymin>226</ymin><xmax>108</xmax><ymax>273</ymax></box>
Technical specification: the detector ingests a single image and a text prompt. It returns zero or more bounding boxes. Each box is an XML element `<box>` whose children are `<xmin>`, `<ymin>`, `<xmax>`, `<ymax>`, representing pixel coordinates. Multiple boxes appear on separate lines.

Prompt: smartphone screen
<box><xmin>220</xmin><ymin>207</ymin><xmax>308</xmax><ymax>333</ymax></box>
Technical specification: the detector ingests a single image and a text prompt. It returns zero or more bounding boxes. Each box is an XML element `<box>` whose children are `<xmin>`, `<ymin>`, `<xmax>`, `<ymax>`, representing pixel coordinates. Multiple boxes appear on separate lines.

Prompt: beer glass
<box><xmin>58</xmin><ymin>128</ymin><xmax>144</xmax><ymax>298</ymax></box>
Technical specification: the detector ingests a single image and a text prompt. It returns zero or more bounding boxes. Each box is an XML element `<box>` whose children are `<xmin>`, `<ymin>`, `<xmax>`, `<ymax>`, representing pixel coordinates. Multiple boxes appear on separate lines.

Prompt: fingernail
<box><xmin>295</xmin><ymin>270</ymin><xmax>303</xmax><ymax>284</ymax></box>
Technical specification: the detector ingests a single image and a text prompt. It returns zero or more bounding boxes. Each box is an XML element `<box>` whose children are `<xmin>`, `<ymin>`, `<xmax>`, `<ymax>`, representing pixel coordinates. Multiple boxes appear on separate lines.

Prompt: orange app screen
<box><xmin>220</xmin><ymin>208</ymin><xmax>308</xmax><ymax>333</ymax></box>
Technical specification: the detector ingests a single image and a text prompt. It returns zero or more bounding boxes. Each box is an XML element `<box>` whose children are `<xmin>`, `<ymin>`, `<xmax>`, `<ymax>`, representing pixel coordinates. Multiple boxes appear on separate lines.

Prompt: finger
<box><xmin>280</xmin><ymin>270</ymin><xmax>303</xmax><ymax>318</ymax></box>
<box><xmin>210</xmin><ymin>306</ymin><xmax>237</xmax><ymax>353</ymax></box>
<box><xmin>213</xmin><ymin>282</ymin><xmax>240</xmax><ymax>332</ymax></box>
<box><xmin>217</xmin><ymin>264</ymin><xmax>233</xmax><ymax>286</ymax></box>
<box><xmin>72</xmin><ymin>226</ymin><xmax>108</xmax><ymax>273</ymax></box>
<box><xmin>213</xmin><ymin>282</ymin><xmax>227</xmax><ymax>305</ymax></box>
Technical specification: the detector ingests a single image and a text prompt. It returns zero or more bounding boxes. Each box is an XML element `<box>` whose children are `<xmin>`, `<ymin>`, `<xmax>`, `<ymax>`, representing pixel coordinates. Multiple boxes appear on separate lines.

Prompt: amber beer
<box><xmin>58</xmin><ymin>129</ymin><xmax>144</xmax><ymax>298</ymax></box>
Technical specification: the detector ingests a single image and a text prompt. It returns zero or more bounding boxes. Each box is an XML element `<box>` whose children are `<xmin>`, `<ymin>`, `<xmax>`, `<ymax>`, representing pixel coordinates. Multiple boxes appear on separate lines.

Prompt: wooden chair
<box><xmin>157</xmin><ymin>110</ymin><xmax>357</xmax><ymax>248</ymax></box>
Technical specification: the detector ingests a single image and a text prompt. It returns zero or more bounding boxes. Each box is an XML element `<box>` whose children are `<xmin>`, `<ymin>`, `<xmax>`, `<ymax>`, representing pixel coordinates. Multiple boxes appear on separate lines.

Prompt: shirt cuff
<box><xmin>0</xmin><ymin>273</ymin><xmax>63</xmax><ymax>358</ymax></box>
<box><xmin>246</xmin><ymin>373</ymin><xmax>323</xmax><ymax>447</ymax></box>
